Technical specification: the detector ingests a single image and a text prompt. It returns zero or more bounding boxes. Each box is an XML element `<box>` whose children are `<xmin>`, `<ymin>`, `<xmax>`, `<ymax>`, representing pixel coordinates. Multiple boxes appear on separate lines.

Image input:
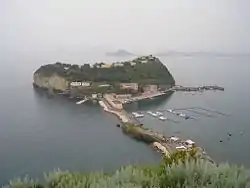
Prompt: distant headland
<box><xmin>106</xmin><ymin>49</ymin><xmax>135</xmax><ymax>57</ymax></box>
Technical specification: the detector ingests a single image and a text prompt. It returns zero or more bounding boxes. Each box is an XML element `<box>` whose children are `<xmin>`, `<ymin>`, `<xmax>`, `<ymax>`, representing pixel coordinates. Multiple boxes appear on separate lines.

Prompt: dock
<box><xmin>98</xmin><ymin>96</ymin><xmax>216</xmax><ymax>164</ymax></box>
<box><xmin>169</xmin><ymin>85</ymin><xmax>224</xmax><ymax>92</ymax></box>
<box><xmin>122</xmin><ymin>91</ymin><xmax>170</xmax><ymax>104</ymax></box>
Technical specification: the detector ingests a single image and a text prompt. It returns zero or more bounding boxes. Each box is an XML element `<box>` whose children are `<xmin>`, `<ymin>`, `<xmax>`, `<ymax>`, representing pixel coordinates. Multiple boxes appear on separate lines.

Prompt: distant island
<box><xmin>106</xmin><ymin>49</ymin><xmax>135</xmax><ymax>57</ymax></box>
<box><xmin>33</xmin><ymin>55</ymin><xmax>175</xmax><ymax>98</ymax></box>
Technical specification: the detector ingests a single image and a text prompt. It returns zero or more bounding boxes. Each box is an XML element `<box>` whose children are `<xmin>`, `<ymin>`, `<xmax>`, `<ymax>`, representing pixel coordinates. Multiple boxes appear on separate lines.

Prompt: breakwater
<box><xmin>170</xmin><ymin>85</ymin><xmax>224</xmax><ymax>92</ymax></box>
<box><xmin>99</xmin><ymin>96</ymin><xmax>215</xmax><ymax>164</ymax></box>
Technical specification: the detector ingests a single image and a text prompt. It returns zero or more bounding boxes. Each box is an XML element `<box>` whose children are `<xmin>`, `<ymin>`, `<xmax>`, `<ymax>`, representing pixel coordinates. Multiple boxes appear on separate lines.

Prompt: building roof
<box><xmin>176</xmin><ymin>146</ymin><xmax>187</xmax><ymax>150</ymax></box>
<box><xmin>185</xmin><ymin>139</ymin><xmax>195</xmax><ymax>145</ymax></box>
<box><xmin>170</xmin><ymin>136</ymin><xmax>180</xmax><ymax>141</ymax></box>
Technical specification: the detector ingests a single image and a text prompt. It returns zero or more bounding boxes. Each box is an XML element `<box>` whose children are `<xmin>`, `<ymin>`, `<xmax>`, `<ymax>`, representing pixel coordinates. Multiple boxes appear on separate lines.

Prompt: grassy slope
<box><xmin>6</xmin><ymin>150</ymin><xmax>250</xmax><ymax>188</ymax></box>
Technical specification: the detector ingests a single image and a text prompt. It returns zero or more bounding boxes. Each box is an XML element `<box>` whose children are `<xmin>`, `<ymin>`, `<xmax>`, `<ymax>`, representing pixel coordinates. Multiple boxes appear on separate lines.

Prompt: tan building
<box><xmin>101</xmin><ymin>63</ymin><xmax>113</xmax><ymax>68</ymax></box>
<box><xmin>104</xmin><ymin>94</ymin><xmax>123</xmax><ymax>110</ymax></box>
<box><xmin>120</xmin><ymin>83</ymin><xmax>138</xmax><ymax>91</ymax></box>
<box><xmin>115</xmin><ymin>94</ymin><xmax>132</xmax><ymax>99</ymax></box>
<box><xmin>143</xmin><ymin>85</ymin><xmax>158</xmax><ymax>93</ymax></box>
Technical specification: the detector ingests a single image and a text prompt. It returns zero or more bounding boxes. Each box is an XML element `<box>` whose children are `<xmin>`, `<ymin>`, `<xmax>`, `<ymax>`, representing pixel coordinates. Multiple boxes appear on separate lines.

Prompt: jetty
<box><xmin>170</xmin><ymin>85</ymin><xmax>224</xmax><ymax>92</ymax></box>
<box><xmin>122</xmin><ymin>91</ymin><xmax>170</xmax><ymax>104</ymax></box>
<box><xmin>98</xmin><ymin>94</ymin><xmax>215</xmax><ymax>164</ymax></box>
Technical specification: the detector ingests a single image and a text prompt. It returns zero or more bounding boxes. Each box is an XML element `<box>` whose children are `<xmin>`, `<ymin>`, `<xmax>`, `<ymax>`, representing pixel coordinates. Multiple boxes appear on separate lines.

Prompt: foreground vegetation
<box><xmin>5</xmin><ymin>150</ymin><xmax>250</xmax><ymax>188</ymax></box>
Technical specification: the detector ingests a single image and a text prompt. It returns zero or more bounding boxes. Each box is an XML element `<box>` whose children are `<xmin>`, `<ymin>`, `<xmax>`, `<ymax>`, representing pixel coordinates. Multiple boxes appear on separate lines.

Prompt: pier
<box><xmin>169</xmin><ymin>85</ymin><xmax>224</xmax><ymax>92</ymax></box>
<box><xmin>98</xmin><ymin>95</ymin><xmax>216</xmax><ymax>164</ymax></box>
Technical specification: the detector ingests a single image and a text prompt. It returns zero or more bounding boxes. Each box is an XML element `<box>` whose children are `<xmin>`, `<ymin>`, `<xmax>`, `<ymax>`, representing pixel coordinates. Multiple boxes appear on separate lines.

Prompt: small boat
<box><xmin>76</xmin><ymin>99</ymin><xmax>87</xmax><ymax>104</ymax></box>
<box><xmin>179</xmin><ymin>113</ymin><xmax>186</xmax><ymax>117</ymax></box>
<box><xmin>159</xmin><ymin>116</ymin><xmax>167</xmax><ymax>121</ymax></box>
<box><xmin>132</xmin><ymin>112</ymin><xmax>144</xmax><ymax>118</ymax></box>
<box><xmin>155</xmin><ymin>111</ymin><xmax>163</xmax><ymax>116</ymax></box>
<box><xmin>147</xmin><ymin>111</ymin><xmax>157</xmax><ymax>117</ymax></box>
<box><xmin>151</xmin><ymin>112</ymin><xmax>158</xmax><ymax>117</ymax></box>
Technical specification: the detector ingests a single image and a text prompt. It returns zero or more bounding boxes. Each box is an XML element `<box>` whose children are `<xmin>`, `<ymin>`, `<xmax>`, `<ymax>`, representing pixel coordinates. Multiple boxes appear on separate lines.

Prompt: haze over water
<box><xmin>0</xmin><ymin>54</ymin><xmax>250</xmax><ymax>184</ymax></box>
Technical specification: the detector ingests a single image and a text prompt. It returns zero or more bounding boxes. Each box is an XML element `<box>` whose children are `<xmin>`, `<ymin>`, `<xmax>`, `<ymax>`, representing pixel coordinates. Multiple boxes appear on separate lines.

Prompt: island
<box><xmin>106</xmin><ymin>49</ymin><xmax>135</xmax><ymax>57</ymax></box>
<box><xmin>33</xmin><ymin>55</ymin><xmax>175</xmax><ymax>98</ymax></box>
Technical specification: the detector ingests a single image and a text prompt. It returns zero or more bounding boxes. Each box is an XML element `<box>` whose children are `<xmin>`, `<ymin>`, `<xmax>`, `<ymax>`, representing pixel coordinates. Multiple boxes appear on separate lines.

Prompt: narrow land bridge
<box><xmin>98</xmin><ymin>90</ymin><xmax>217</xmax><ymax>164</ymax></box>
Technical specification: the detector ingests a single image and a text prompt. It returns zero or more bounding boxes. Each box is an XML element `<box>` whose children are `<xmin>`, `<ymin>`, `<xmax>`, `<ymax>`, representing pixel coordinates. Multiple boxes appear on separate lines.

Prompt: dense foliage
<box><xmin>34</xmin><ymin>57</ymin><xmax>175</xmax><ymax>86</ymax></box>
<box><xmin>6</xmin><ymin>150</ymin><xmax>250</xmax><ymax>188</ymax></box>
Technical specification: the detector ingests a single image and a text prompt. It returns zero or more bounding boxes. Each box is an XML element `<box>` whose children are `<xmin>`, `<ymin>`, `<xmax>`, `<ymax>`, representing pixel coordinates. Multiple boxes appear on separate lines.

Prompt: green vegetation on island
<box><xmin>33</xmin><ymin>55</ymin><xmax>175</xmax><ymax>96</ymax></box>
<box><xmin>6</xmin><ymin>149</ymin><xmax>250</xmax><ymax>188</ymax></box>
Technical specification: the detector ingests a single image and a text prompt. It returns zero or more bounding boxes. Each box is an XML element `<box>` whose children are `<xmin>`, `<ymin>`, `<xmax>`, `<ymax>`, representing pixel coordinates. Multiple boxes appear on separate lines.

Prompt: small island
<box><xmin>106</xmin><ymin>49</ymin><xmax>135</xmax><ymax>57</ymax></box>
<box><xmin>33</xmin><ymin>55</ymin><xmax>175</xmax><ymax>98</ymax></box>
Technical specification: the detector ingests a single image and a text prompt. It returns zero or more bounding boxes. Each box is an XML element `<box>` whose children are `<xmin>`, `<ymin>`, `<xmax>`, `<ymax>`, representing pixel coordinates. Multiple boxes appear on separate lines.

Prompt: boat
<box><xmin>159</xmin><ymin>116</ymin><xmax>167</xmax><ymax>121</ymax></box>
<box><xmin>147</xmin><ymin>111</ymin><xmax>157</xmax><ymax>117</ymax></box>
<box><xmin>132</xmin><ymin>112</ymin><xmax>144</xmax><ymax>118</ymax></box>
<box><xmin>155</xmin><ymin>111</ymin><xmax>163</xmax><ymax>116</ymax></box>
<box><xmin>179</xmin><ymin>113</ymin><xmax>186</xmax><ymax>117</ymax></box>
<box><xmin>151</xmin><ymin>112</ymin><xmax>158</xmax><ymax>117</ymax></box>
<box><xmin>76</xmin><ymin>99</ymin><xmax>88</xmax><ymax>104</ymax></box>
<box><xmin>167</xmin><ymin>109</ymin><xmax>173</xmax><ymax>112</ymax></box>
<box><xmin>167</xmin><ymin>109</ymin><xmax>176</xmax><ymax>113</ymax></box>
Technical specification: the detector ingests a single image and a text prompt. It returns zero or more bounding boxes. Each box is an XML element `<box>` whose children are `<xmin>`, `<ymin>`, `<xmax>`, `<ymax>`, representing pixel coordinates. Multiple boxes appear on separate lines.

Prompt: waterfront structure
<box><xmin>120</xmin><ymin>83</ymin><xmax>138</xmax><ymax>91</ymax></box>
<box><xmin>115</xmin><ymin>94</ymin><xmax>132</xmax><ymax>99</ymax></box>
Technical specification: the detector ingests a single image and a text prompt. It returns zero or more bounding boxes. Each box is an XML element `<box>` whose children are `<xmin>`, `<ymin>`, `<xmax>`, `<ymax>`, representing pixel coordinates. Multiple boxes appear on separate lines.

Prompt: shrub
<box><xmin>5</xmin><ymin>150</ymin><xmax>250</xmax><ymax>188</ymax></box>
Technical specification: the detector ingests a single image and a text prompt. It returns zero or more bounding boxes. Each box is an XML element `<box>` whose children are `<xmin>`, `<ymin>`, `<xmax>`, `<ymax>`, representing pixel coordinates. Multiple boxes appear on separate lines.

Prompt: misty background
<box><xmin>1</xmin><ymin>0</ymin><xmax>250</xmax><ymax>61</ymax></box>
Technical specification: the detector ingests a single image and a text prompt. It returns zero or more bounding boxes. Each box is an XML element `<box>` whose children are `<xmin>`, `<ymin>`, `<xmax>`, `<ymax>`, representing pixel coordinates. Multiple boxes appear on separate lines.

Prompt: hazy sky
<box><xmin>1</xmin><ymin>0</ymin><xmax>250</xmax><ymax>54</ymax></box>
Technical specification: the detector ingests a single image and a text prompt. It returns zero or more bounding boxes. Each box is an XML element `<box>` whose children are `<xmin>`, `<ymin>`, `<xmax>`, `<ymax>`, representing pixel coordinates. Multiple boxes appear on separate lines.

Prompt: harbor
<box><xmin>97</xmin><ymin>93</ymin><xmax>216</xmax><ymax>164</ymax></box>
<box><xmin>73</xmin><ymin>84</ymin><xmax>226</xmax><ymax>164</ymax></box>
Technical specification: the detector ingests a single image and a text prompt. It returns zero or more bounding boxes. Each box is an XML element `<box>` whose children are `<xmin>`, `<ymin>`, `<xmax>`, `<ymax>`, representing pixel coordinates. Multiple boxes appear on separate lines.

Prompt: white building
<box><xmin>176</xmin><ymin>146</ymin><xmax>187</xmax><ymax>150</ymax></box>
<box><xmin>170</xmin><ymin>136</ymin><xmax>180</xmax><ymax>142</ymax></box>
<box><xmin>70</xmin><ymin>82</ymin><xmax>82</xmax><ymax>86</ymax></box>
<box><xmin>185</xmin><ymin>139</ymin><xmax>195</xmax><ymax>146</ymax></box>
<box><xmin>81</xmin><ymin>82</ymin><xmax>90</xmax><ymax>87</ymax></box>
<box><xmin>98</xmin><ymin>84</ymin><xmax>111</xmax><ymax>87</ymax></box>
<box><xmin>70</xmin><ymin>82</ymin><xmax>90</xmax><ymax>87</ymax></box>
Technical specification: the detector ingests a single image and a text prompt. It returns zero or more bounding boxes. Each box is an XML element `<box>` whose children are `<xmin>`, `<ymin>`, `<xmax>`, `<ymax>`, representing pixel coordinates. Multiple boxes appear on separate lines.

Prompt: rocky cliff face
<box><xmin>33</xmin><ymin>73</ymin><xmax>69</xmax><ymax>92</ymax></box>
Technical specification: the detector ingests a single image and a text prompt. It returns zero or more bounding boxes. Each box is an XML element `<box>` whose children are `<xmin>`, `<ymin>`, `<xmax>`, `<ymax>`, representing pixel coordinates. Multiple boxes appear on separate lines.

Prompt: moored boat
<box><xmin>159</xmin><ymin>116</ymin><xmax>167</xmax><ymax>121</ymax></box>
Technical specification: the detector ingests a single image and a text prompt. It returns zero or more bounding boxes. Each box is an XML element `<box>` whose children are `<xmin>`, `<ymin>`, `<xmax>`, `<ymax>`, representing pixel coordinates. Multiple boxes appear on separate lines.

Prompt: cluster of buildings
<box><xmin>70</xmin><ymin>82</ymin><xmax>158</xmax><ymax>94</ymax></box>
<box><xmin>91</xmin><ymin>55</ymin><xmax>157</xmax><ymax>69</ymax></box>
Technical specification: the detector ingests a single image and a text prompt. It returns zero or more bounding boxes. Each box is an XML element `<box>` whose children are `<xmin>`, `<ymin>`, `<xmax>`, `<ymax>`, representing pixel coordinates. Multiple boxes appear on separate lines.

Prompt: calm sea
<box><xmin>0</xmin><ymin>53</ymin><xmax>249</xmax><ymax>184</ymax></box>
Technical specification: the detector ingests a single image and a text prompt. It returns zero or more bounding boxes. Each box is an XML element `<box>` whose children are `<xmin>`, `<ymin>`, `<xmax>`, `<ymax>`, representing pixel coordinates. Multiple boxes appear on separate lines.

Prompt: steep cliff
<box><xmin>33</xmin><ymin>73</ymin><xmax>69</xmax><ymax>92</ymax></box>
